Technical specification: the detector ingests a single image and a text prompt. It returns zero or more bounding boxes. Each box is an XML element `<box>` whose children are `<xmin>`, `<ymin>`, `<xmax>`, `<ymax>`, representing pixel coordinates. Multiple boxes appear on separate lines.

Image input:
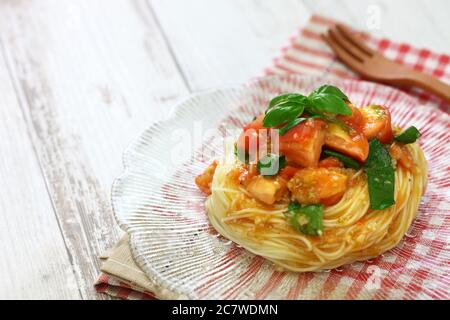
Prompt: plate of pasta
<box><xmin>112</xmin><ymin>74</ymin><xmax>449</xmax><ymax>299</ymax></box>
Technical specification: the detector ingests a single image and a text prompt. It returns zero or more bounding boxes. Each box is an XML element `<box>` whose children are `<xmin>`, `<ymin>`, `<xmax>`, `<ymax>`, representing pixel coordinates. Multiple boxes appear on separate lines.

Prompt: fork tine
<box><xmin>336</xmin><ymin>24</ymin><xmax>376</xmax><ymax>56</ymax></box>
<box><xmin>328</xmin><ymin>27</ymin><xmax>366</xmax><ymax>62</ymax></box>
<box><xmin>321</xmin><ymin>33</ymin><xmax>364</xmax><ymax>71</ymax></box>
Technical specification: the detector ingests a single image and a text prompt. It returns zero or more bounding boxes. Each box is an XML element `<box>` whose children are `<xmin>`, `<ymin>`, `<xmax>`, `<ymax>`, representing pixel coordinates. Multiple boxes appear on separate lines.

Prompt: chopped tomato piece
<box><xmin>321</xmin><ymin>193</ymin><xmax>345</xmax><ymax>206</ymax></box>
<box><xmin>337</xmin><ymin>104</ymin><xmax>365</xmax><ymax>133</ymax></box>
<box><xmin>390</xmin><ymin>143</ymin><xmax>414</xmax><ymax>170</ymax></box>
<box><xmin>243</xmin><ymin>114</ymin><xmax>265</xmax><ymax>131</ymax></box>
<box><xmin>237</xmin><ymin>114</ymin><xmax>270</xmax><ymax>158</ymax></box>
<box><xmin>279</xmin><ymin>119</ymin><xmax>326</xmax><ymax>167</ymax></box>
<box><xmin>246</xmin><ymin>176</ymin><xmax>287</xmax><ymax>205</ymax></box>
<box><xmin>239</xmin><ymin>164</ymin><xmax>259</xmax><ymax>186</ymax></box>
<box><xmin>360</xmin><ymin>105</ymin><xmax>394</xmax><ymax>143</ymax></box>
<box><xmin>324</xmin><ymin>123</ymin><xmax>369</xmax><ymax>162</ymax></box>
<box><xmin>195</xmin><ymin>160</ymin><xmax>218</xmax><ymax>195</ymax></box>
<box><xmin>225</xmin><ymin>166</ymin><xmax>242</xmax><ymax>185</ymax></box>
<box><xmin>236</xmin><ymin>129</ymin><xmax>266</xmax><ymax>156</ymax></box>
<box><xmin>225</xmin><ymin>164</ymin><xmax>259</xmax><ymax>186</ymax></box>
<box><xmin>318</xmin><ymin>157</ymin><xmax>344</xmax><ymax>168</ymax></box>
<box><xmin>287</xmin><ymin>168</ymin><xmax>348</xmax><ymax>205</ymax></box>
<box><xmin>278</xmin><ymin>165</ymin><xmax>300</xmax><ymax>181</ymax></box>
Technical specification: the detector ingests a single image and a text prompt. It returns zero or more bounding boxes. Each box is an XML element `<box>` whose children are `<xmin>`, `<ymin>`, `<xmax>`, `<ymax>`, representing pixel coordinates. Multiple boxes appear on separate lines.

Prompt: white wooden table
<box><xmin>0</xmin><ymin>0</ymin><xmax>448</xmax><ymax>299</ymax></box>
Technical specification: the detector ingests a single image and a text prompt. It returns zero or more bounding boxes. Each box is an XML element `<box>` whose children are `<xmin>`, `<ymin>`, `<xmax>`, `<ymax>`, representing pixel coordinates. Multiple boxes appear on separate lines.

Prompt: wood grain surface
<box><xmin>0</xmin><ymin>0</ymin><xmax>448</xmax><ymax>299</ymax></box>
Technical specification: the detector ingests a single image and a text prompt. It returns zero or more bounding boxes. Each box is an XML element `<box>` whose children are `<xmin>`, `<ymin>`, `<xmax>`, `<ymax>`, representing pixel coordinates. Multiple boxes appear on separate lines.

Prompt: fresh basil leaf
<box><xmin>264</xmin><ymin>86</ymin><xmax>352</xmax><ymax>130</ymax></box>
<box><xmin>257</xmin><ymin>154</ymin><xmax>286</xmax><ymax>176</ymax></box>
<box><xmin>306</xmin><ymin>85</ymin><xmax>352</xmax><ymax>116</ymax></box>
<box><xmin>394</xmin><ymin>126</ymin><xmax>421</xmax><ymax>144</ymax></box>
<box><xmin>322</xmin><ymin>149</ymin><xmax>361</xmax><ymax>169</ymax></box>
<box><xmin>307</xmin><ymin>93</ymin><xmax>352</xmax><ymax>116</ymax></box>
<box><xmin>364</xmin><ymin>139</ymin><xmax>395</xmax><ymax>210</ymax></box>
<box><xmin>286</xmin><ymin>202</ymin><xmax>323</xmax><ymax>236</ymax></box>
<box><xmin>263</xmin><ymin>103</ymin><xmax>305</xmax><ymax>128</ymax></box>
<box><xmin>268</xmin><ymin>93</ymin><xmax>307</xmax><ymax>110</ymax></box>
<box><xmin>309</xmin><ymin>84</ymin><xmax>349</xmax><ymax>101</ymax></box>
<box><xmin>287</xmin><ymin>202</ymin><xmax>302</xmax><ymax>212</ymax></box>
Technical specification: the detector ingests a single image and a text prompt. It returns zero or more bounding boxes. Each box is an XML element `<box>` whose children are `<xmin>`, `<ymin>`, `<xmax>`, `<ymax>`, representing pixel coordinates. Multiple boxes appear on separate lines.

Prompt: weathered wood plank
<box><xmin>149</xmin><ymin>0</ymin><xmax>311</xmax><ymax>90</ymax></box>
<box><xmin>0</xmin><ymin>0</ymin><xmax>188</xmax><ymax>299</ymax></box>
<box><xmin>0</xmin><ymin>46</ymin><xmax>80</xmax><ymax>299</ymax></box>
<box><xmin>152</xmin><ymin>0</ymin><xmax>450</xmax><ymax>94</ymax></box>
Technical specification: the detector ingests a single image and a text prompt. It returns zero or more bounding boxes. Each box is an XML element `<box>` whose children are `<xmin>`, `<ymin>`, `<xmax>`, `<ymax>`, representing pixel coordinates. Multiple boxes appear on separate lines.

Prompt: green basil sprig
<box><xmin>257</xmin><ymin>154</ymin><xmax>286</xmax><ymax>176</ymax></box>
<box><xmin>266</xmin><ymin>93</ymin><xmax>307</xmax><ymax>112</ymax></box>
<box><xmin>309</xmin><ymin>84</ymin><xmax>349</xmax><ymax>101</ymax></box>
<box><xmin>306</xmin><ymin>85</ymin><xmax>351</xmax><ymax>116</ymax></box>
<box><xmin>263</xmin><ymin>102</ymin><xmax>305</xmax><ymax>128</ymax></box>
<box><xmin>394</xmin><ymin>126</ymin><xmax>421</xmax><ymax>144</ymax></box>
<box><xmin>285</xmin><ymin>202</ymin><xmax>324</xmax><ymax>236</ymax></box>
<box><xmin>263</xmin><ymin>95</ymin><xmax>308</xmax><ymax>128</ymax></box>
<box><xmin>364</xmin><ymin>139</ymin><xmax>395</xmax><ymax>210</ymax></box>
<box><xmin>263</xmin><ymin>85</ymin><xmax>352</xmax><ymax>134</ymax></box>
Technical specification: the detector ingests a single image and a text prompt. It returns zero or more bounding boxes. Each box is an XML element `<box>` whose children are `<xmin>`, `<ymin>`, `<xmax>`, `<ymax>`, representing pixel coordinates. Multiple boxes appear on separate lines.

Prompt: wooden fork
<box><xmin>322</xmin><ymin>24</ymin><xmax>450</xmax><ymax>104</ymax></box>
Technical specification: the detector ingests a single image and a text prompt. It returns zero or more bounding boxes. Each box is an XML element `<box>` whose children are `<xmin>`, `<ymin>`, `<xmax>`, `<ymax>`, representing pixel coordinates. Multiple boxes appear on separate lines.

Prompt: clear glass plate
<box><xmin>112</xmin><ymin>74</ymin><xmax>449</xmax><ymax>299</ymax></box>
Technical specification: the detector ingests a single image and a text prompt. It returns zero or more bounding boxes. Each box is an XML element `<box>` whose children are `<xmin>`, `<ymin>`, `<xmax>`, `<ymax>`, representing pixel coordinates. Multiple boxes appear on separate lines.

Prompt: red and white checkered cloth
<box><xmin>95</xmin><ymin>14</ymin><xmax>450</xmax><ymax>300</ymax></box>
<box><xmin>95</xmin><ymin>273</ymin><xmax>155</xmax><ymax>300</ymax></box>
<box><xmin>265</xmin><ymin>15</ymin><xmax>449</xmax><ymax>113</ymax></box>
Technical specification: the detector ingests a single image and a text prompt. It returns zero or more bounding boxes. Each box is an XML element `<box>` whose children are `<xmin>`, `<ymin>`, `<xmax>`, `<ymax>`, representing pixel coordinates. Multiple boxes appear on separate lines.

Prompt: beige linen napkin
<box><xmin>99</xmin><ymin>235</ymin><xmax>154</xmax><ymax>292</ymax></box>
<box><xmin>95</xmin><ymin>235</ymin><xmax>156</xmax><ymax>299</ymax></box>
<box><xmin>96</xmin><ymin>234</ymin><xmax>186</xmax><ymax>299</ymax></box>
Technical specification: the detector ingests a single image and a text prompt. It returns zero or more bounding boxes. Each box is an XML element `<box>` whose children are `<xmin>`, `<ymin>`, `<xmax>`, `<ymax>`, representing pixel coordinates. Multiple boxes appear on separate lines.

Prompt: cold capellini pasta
<box><xmin>196</xmin><ymin>85</ymin><xmax>427</xmax><ymax>272</ymax></box>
